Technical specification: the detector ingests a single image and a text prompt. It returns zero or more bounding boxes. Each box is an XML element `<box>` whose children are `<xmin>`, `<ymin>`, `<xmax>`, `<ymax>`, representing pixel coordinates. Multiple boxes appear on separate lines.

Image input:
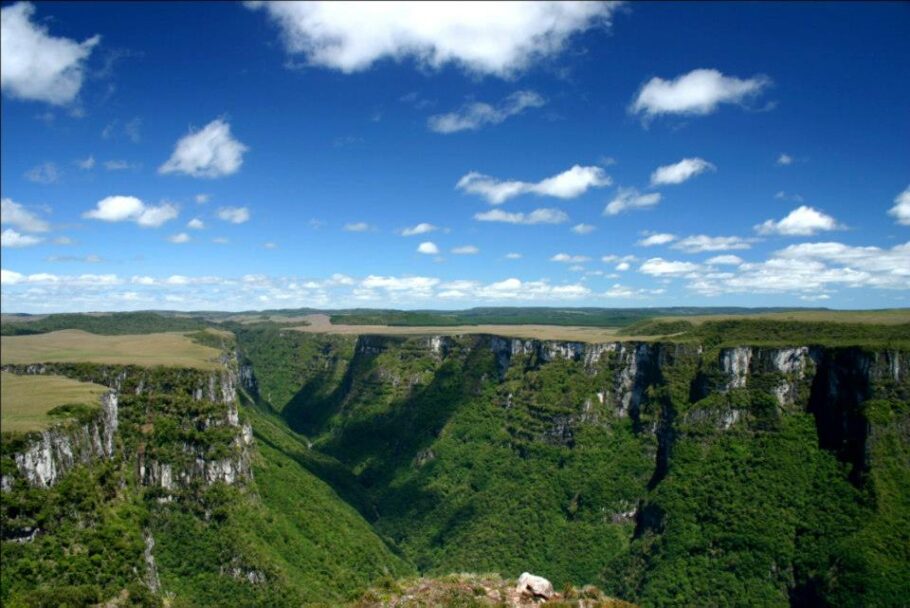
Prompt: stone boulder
<box><xmin>516</xmin><ymin>572</ymin><xmax>554</xmax><ymax>600</ymax></box>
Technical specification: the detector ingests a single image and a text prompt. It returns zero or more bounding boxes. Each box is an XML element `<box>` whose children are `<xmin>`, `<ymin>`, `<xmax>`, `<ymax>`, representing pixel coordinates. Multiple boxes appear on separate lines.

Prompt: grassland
<box><xmin>629</xmin><ymin>309</ymin><xmax>910</xmax><ymax>327</ymax></box>
<box><xmin>291</xmin><ymin>314</ymin><xmax>623</xmax><ymax>342</ymax></box>
<box><xmin>0</xmin><ymin>372</ymin><xmax>108</xmax><ymax>432</ymax></box>
<box><xmin>0</xmin><ymin>330</ymin><xmax>223</xmax><ymax>370</ymax></box>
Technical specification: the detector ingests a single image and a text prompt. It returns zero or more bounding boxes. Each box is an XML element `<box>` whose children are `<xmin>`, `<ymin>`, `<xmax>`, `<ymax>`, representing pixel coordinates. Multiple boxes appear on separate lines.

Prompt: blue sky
<box><xmin>1</xmin><ymin>1</ymin><xmax>908</xmax><ymax>312</ymax></box>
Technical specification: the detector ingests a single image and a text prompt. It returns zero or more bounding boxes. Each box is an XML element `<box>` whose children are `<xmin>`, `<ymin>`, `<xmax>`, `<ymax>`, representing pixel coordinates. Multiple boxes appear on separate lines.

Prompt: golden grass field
<box><xmin>0</xmin><ymin>330</ymin><xmax>223</xmax><ymax>370</ymax></box>
<box><xmin>291</xmin><ymin>314</ymin><xmax>624</xmax><ymax>342</ymax></box>
<box><xmin>1</xmin><ymin>372</ymin><xmax>108</xmax><ymax>433</ymax></box>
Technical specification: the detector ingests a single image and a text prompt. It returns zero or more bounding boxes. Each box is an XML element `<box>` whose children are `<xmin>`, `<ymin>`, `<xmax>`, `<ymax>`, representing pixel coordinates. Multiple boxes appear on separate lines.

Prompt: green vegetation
<box><xmin>327</xmin><ymin>307</ymin><xmax>823</xmax><ymax>328</ymax></box>
<box><xmin>3</xmin><ymin>313</ymin><xmax>909</xmax><ymax>607</ymax></box>
<box><xmin>0</xmin><ymin>372</ymin><xmax>108</xmax><ymax>432</ymax></box>
<box><xmin>0</xmin><ymin>330</ymin><xmax>224</xmax><ymax>369</ymax></box>
<box><xmin>623</xmin><ymin>318</ymin><xmax>910</xmax><ymax>348</ymax></box>
<box><xmin>0</xmin><ymin>311</ymin><xmax>208</xmax><ymax>336</ymax></box>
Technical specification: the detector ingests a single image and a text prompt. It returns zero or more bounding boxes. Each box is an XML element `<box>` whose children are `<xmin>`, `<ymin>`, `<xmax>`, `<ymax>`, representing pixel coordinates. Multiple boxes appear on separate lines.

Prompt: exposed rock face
<box><xmin>9</xmin><ymin>391</ymin><xmax>118</xmax><ymax>489</ymax></box>
<box><xmin>721</xmin><ymin>347</ymin><xmax>753</xmax><ymax>390</ymax></box>
<box><xmin>516</xmin><ymin>572</ymin><xmax>555</xmax><ymax>600</ymax></box>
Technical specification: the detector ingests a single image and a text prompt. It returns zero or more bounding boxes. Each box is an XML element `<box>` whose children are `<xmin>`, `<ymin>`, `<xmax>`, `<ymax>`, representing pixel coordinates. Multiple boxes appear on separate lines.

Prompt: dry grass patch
<box><xmin>0</xmin><ymin>329</ymin><xmax>222</xmax><ymax>370</ymax></box>
<box><xmin>291</xmin><ymin>315</ymin><xmax>621</xmax><ymax>343</ymax></box>
<box><xmin>1</xmin><ymin>372</ymin><xmax>108</xmax><ymax>433</ymax></box>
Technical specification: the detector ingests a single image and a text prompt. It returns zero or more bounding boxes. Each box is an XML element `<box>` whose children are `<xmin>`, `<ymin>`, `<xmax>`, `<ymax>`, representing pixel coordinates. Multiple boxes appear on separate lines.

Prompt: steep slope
<box><xmin>238</xmin><ymin>328</ymin><xmax>909</xmax><ymax>607</ymax></box>
<box><xmin>0</xmin><ymin>353</ymin><xmax>410</xmax><ymax>607</ymax></box>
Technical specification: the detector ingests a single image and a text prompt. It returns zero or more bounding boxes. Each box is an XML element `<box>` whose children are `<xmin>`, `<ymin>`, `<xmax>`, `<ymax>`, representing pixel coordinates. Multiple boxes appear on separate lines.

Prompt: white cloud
<box><xmin>344</xmin><ymin>221</ymin><xmax>371</xmax><ymax>232</ymax></box>
<box><xmin>671</xmin><ymin>235</ymin><xmax>753</xmax><ymax>253</ymax></box>
<box><xmin>755</xmin><ymin>206</ymin><xmax>843</xmax><ymax>236</ymax></box>
<box><xmin>637</xmin><ymin>232</ymin><xmax>675</xmax><ymax>246</ymax></box>
<box><xmin>631</xmin><ymin>68</ymin><xmax>770</xmax><ymax>118</ymax></box>
<box><xmin>247</xmin><ymin>1</ymin><xmax>619</xmax><ymax>77</ymax></box>
<box><xmin>639</xmin><ymin>257</ymin><xmax>701</xmax><ymax>277</ymax></box>
<box><xmin>505</xmin><ymin>252</ymin><xmax>522</xmax><ymax>259</ymax></box>
<box><xmin>401</xmin><ymin>222</ymin><xmax>437</xmax><ymax>236</ymax></box>
<box><xmin>451</xmin><ymin>245</ymin><xmax>478</xmax><ymax>255</ymax></box>
<box><xmin>776</xmin><ymin>153</ymin><xmax>793</xmax><ymax>166</ymax></box>
<box><xmin>428</xmin><ymin>90</ymin><xmax>545</xmax><ymax>133</ymax></box>
<box><xmin>53</xmin><ymin>236</ymin><xmax>73</xmax><ymax>245</ymax></box>
<box><xmin>1</xmin><ymin>228</ymin><xmax>43</xmax><ymax>248</ymax></box>
<box><xmin>1</xmin><ymin>198</ymin><xmax>49</xmax><ymax>232</ymax></box>
<box><xmin>76</xmin><ymin>155</ymin><xmax>95</xmax><ymax>170</ymax></box>
<box><xmin>706</xmin><ymin>255</ymin><xmax>743</xmax><ymax>265</ymax></box>
<box><xmin>212</xmin><ymin>237</ymin><xmax>229</xmax><ymax>245</ymax></box>
<box><xmin>104</xmin><ymin>159</ymin><xmax>138</xmax><ymax>171</ymax></box>
<box><xmin>474</xmin><ymin>208</ymin><xmax>568</xmax><ymax>225</ymax></box>
<box><xmin>604</xmin><ymin>188</ymin><xmax>662</xmax><ymax>215</ymax></box>
<box><xmin>601</xmin><ymin>254</ymin><xmax>636</xmax><ymax>263</ymax></box>
<box><xmin>615</xmin><ymin>262</ymin><xmax>630</xmax><ymax>271</ymax></box>
<box><xmin>650</xmin><ymin>157</ymin><xmax>715</xmax><ymax>186</ymax></box>
<box><xmin>571</xmin><ymin>223</ymin><xmax>596</xmax><ymax>234</ymax></box>
<box><xmin>457</xmin><ymin>165</ymin><xmax>610</xmax><ymax>204</ymax></box>
<box><xmin>195</xmin><ymin>193</ymin><xmax>210</xmax><ymax>204</ymax></box>
<box><xmin>1</xmin><ymin>2</ymin><xmax>100</xmax><ymax>105</ymax></box>
<box><xmin>888</xmin><ymin>186</ymin><xmax>910</xmax><ymax>226</ymax></box>
<box><xmin>417</xmin><ymin>241</ymin><xmax>439</xmax><ymax>255</ymax></box>
<box><xmin>551</xmin><ymin>253</ymin><xmax>590</xmax><ymax>263</ymax></box>
<box><xmin>263</xmin><ymin>242</ymin><xmax>278</xmax><ymax>249</ymax></box>
<box><xmin>169</xmin><ymin>232</ymin><xmax>190</xmax><ymax>244</ymax></box>
<box><xmin>217</xmin><ymin>206</ymin><xmax>250</xmax><ymax>224</ymax></box>
<box><xmin>82</xmin><ymin>196</ymin><xmax>178</xmax><ymax>228</ymax></box>
<box><xmin>24</xmin><ymin>162</ymin><xmax>60</xmax><ymax>184</ymax></box>
<box><xmin>774</xmin><ymin>191</ymin><xmax>804</xmax><ymax>203</ymax></box>
<box><xmin>159</xmin><ymin>118</ymin><xmax>248</xmax><ymax>178</ymax></box>
<box><xmin>187</xmin><ymin>218</ymin><xmax>205</xmax><ymax>230</ymax></box>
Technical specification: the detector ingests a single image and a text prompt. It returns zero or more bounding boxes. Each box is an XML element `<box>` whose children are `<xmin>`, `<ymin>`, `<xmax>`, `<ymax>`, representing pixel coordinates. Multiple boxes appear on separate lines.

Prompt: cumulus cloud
<box><xmin>401</xmin><ymin>222</ymin><xmax>437</xmax><ymax>236</ymax></box>
<box><xmin>451</xmin><ymin>245</ymin><xmax>478</xmax><ymax>254</ymax></box>
<box><xmin>83</xmin><ymin>196</ymin><xmax>178</xmax><ymax>228</ymax></box>
<box><xmin>1</xmin><ymin>198</ymin><xmax>49</xmax><ymax>232</ymax></box>
<box><xmin>217</xmin><ymin>206</ymin><xmax>250</xmax><ymax>224</ymax></box>
<box><xmin>688</xmin><ymin>241</ymin><xmax>910</xmax><ymax>295</ymax></box>
<box><xmin>428</xmin><ymin>90</ymin><xmax>545</xmax><ymax>133</ymax></box>
<box><xmin>776</xmin><ymin>153</ymin><xmax>793</xmax><ymax>166</ymax></box>
<box><xmin>76</xmin><ymin>155</ymin><xmax>95</xmax><ymax>170</ymax></box>
<box><xmin>457</xmin><ymin>165</ymin><xmax>610</xmax><ymax>205</ymax></box>
<box><xmin>637</xmin><ymin>232</ymin><xmax>675</xmax><ymax>246</ymax></box>
<box><xmin>650</xmin><ymin>157</ymin><xmax>715</xmax><ymax>186</ymax></box>
<box><xmin>187</xmin><ymin>218</ymin><xmax>205</xmax><ymax>230</ymax></box>
<box><xmin>755</xmin><ymin>206</ymin><xmax>843</xmax><ymax>236</ymax></box>
<box><xmin>247</xmin><ymin>1</ymin><xmax>619</xmax><ymax>77</ymax></box>
<box><xmin>168</xmin><ymin>232</ymin><xmax>190</xmax><ymax>244</ymax></box>
<box><xmin>671</xmin><ymin>235</ymin><xmax>753</xmax><ymax>253</ymax></box>
<box><xmin>639</xmin><ymin>258</ymin><xmax>701</xmax><ymax>277</ymax></box>
<box><xmin>159</xmin><ymin>118</ymin><xmax>248</xmax><ymax>178</ymax></box>
<box><xmin>615</xmin><ymin>262</ymin><xmax>630</xmax><ymax>271</ymax></box>
<box><xmin>551</xmin><ymin>253</ymin><xmax>590</xmax><ymax>263</ymax></box>
<box><xmin>417</xmin><ymin>241</ymin><xmax>439</xmax><ymax>255</ymax></box>
<box><xmin>888</xmin><ymin>186</ymin><xmax>910</xmax><ymax>226</ymax></box>
<box><xmin>706</xmin><ymin>255</ymin><xmax>744</xmax><ymax>265</ymax></box>
<box><xmin>604</xmin><ymin>188</ymin><xmax>662</xmax><ymax>215</ymax></box>
<box><xmin>344</xmin><ymin>221</ymin><xmax>372</xmax><ymax>232</ymax></box>
<box><xmin>1</xmin><ymin>2</ymin><xmax>100</xmax><ymax>105</ymax></box>
<box><xmin>1</xmin><ymin>228</ymin><xmax>43</xmax><ymax>248</ymax></box>
<box><xmin>571</xmin><ymin>223</ymin><xmax>596</xmax><ymax>234</ymax></box>
<box><xmin>630</xmin><ymin>68</ymin><xmax>770</xmax><ymax>118</ymax></box>
<box><xmin>474</xmin><ymin>208</ymin><xmax>568</xmax><ymax>225</ymax></box>
<box><xmin>24</xmin><ymin>162</ymin><xmax>60</xmax><ymax>184</ymax></box>
<box><xmin>104</xmin><ymin>159</ymin><xmax>138</xmax><ymax>171</ymax></box>
<box><xmin>195</xmin><ymin>193</ymin><xmax>210</xmax><ymax>204</ymax></box>
<box><xmin>505</xmin><ymin>252</ymin><xmax>522</xmax><ymax>259</ymax></box>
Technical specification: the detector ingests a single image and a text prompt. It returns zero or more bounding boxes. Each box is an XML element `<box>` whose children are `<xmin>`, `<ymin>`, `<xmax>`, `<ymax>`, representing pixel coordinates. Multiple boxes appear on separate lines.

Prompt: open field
<box><xmin>291</xmin><ymin>314</ymin><xmax>624</xmax><ymax>342</ymax></box>
<box><xmin>1</xmin><ymin>372</ymin><xmax>108</xmax><ymax>433</ymax></box>
<box><xmin>629</xmin><ymin>309</ymin><xmax>910</xmax><ymax>328</ymax></box>
<box><xmin>0</xmin><ymin>329</ymin><xmax>223</xmax><ymax>369</ymax></box>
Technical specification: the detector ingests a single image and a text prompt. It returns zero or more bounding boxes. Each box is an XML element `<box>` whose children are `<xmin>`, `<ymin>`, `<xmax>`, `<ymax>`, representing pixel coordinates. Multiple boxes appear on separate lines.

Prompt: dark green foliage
<box><xmin>0</xmin><ymin>312</ymin><xmax>208</xmax><ymax>336</ymax></box>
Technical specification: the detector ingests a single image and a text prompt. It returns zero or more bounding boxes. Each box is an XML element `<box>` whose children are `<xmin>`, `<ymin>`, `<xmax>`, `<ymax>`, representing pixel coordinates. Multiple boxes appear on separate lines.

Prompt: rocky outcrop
<box><xmin>6</xmin><ymin>391</ymin><xmax>118</xmax><ymax>489</ymax></box>
<box><xmin>516</xmin><ymin>572</ymin><xmax>555</xmax><ymax>600</ymax></box>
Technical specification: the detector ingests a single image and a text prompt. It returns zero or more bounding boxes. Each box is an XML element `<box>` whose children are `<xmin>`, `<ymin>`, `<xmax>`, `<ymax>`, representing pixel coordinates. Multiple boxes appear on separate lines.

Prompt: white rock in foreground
<box><xmin>516</xmin><ymin>572</ymin><xmax>554</xmax><ymax>599</ymax></box>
